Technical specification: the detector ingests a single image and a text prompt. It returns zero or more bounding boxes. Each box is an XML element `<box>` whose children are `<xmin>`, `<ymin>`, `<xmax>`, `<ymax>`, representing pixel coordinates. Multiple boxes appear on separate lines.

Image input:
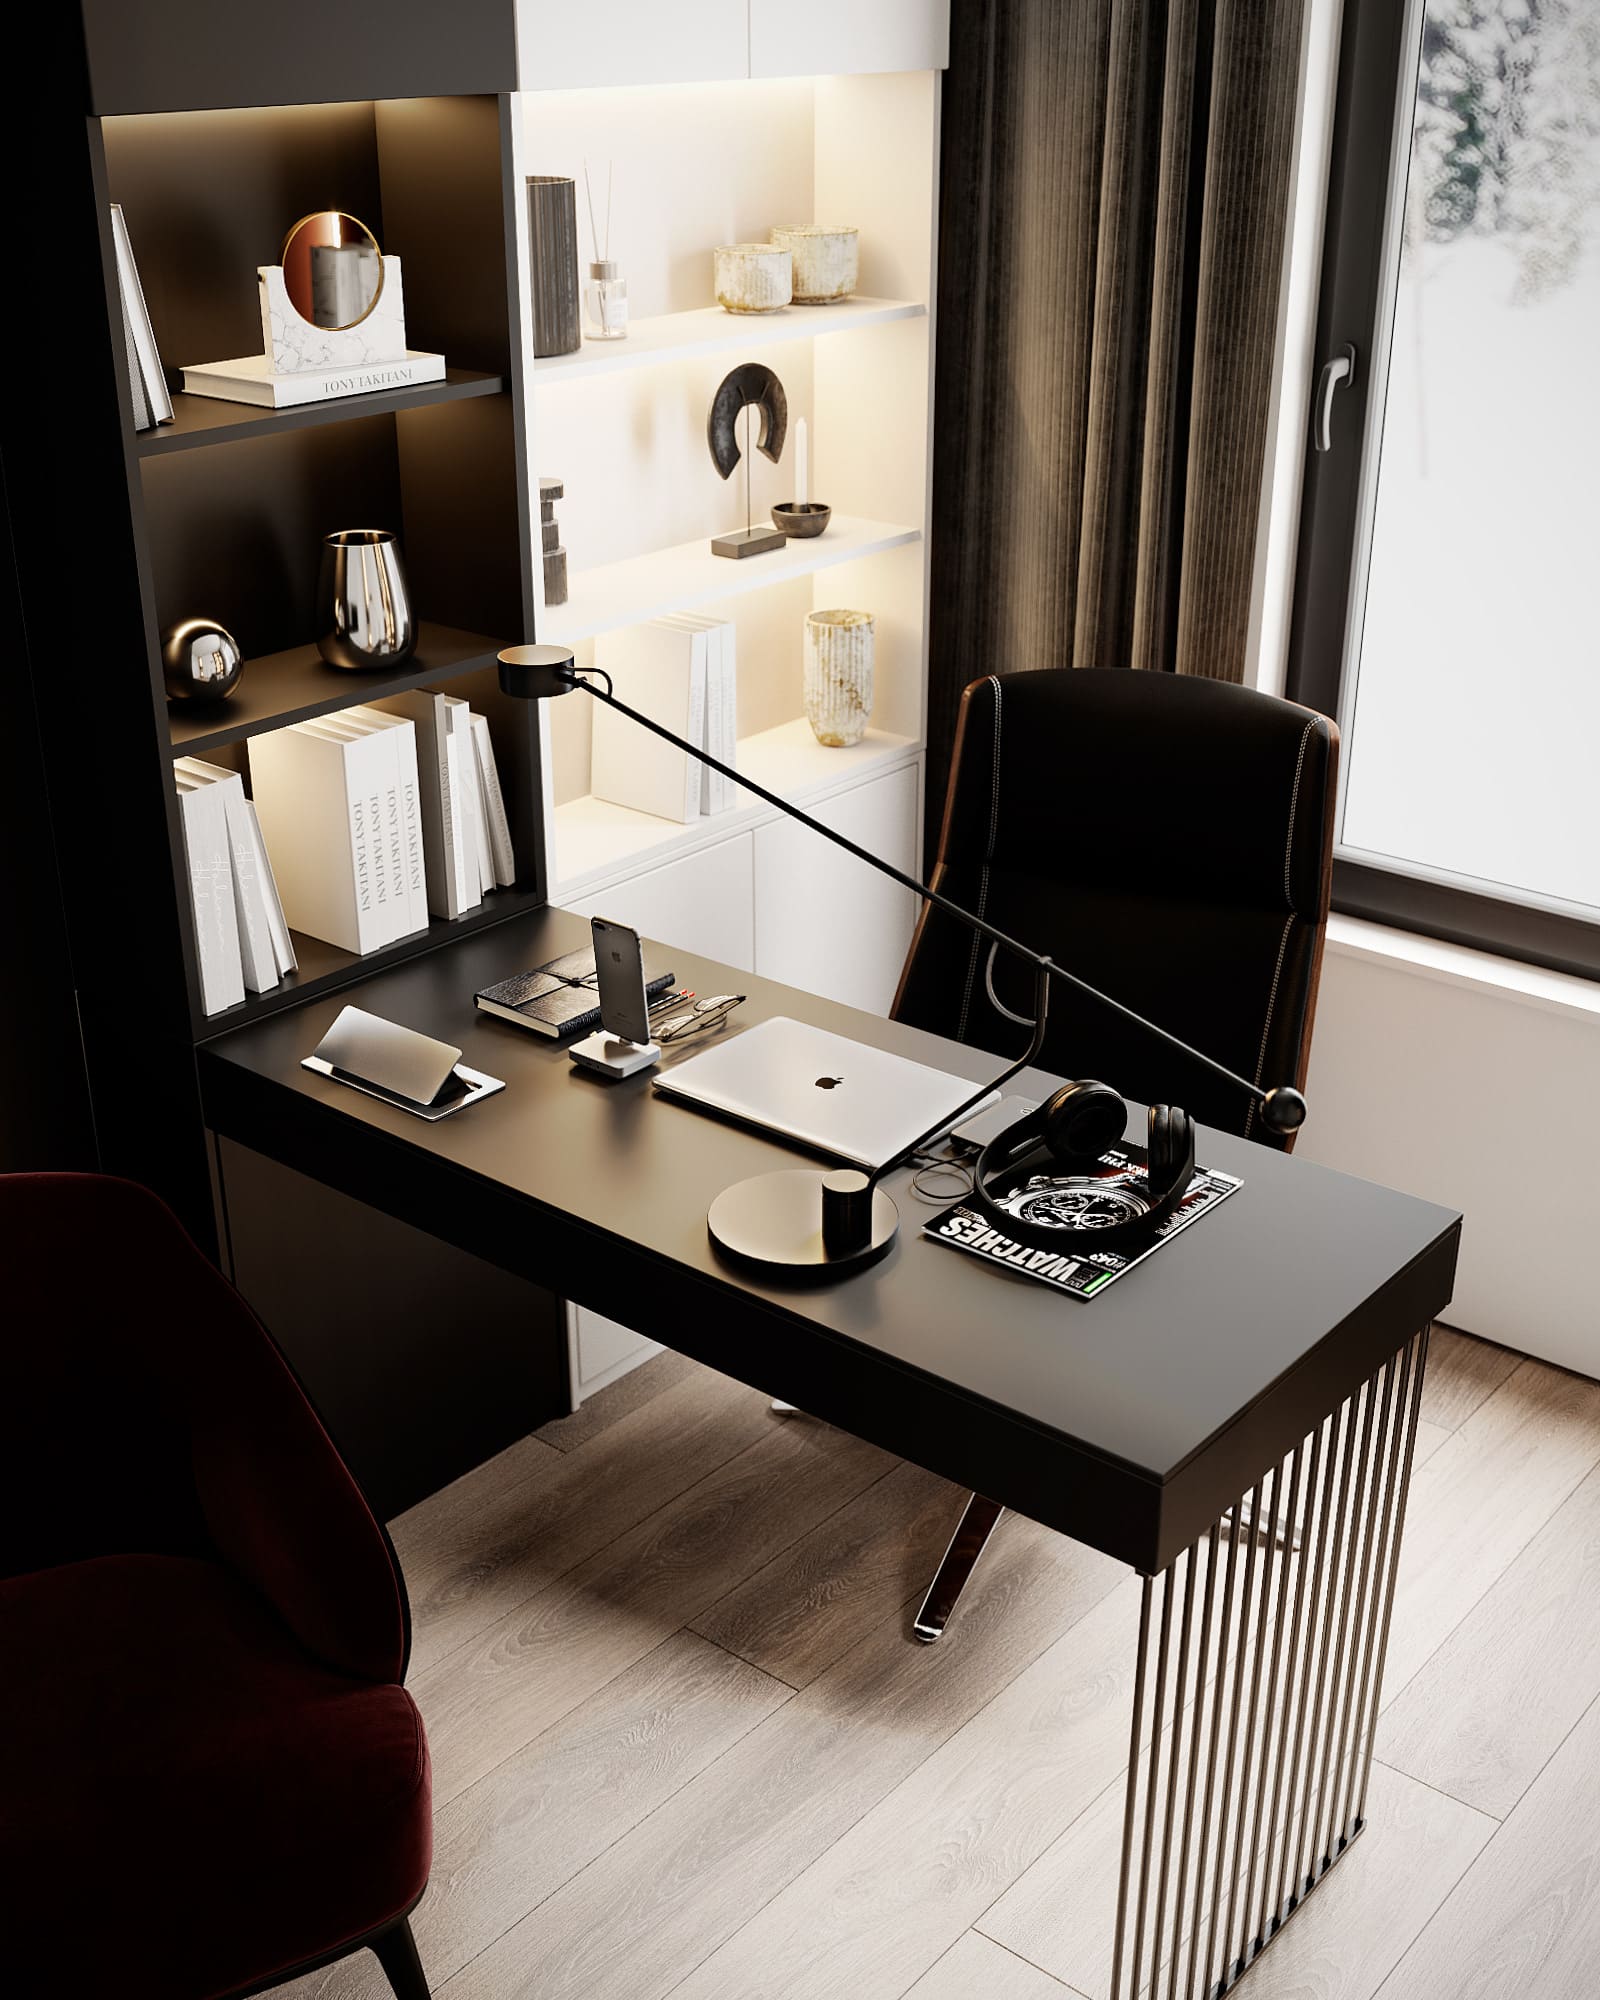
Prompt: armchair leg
<box><xmin>372</xmin><ymin>1917</ymin><xmax>432</xmax><ymax>2000</ymax></box>
<box><xmin>913</xmin><ymin>1493</ymin><xmax>1005</xmax><ymax>1642</ymax></box>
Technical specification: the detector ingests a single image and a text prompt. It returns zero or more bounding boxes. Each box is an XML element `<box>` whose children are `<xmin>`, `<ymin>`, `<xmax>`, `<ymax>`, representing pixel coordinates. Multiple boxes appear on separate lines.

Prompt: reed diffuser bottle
<box><xmin>582</xmin><ymin>160</ymin><xmax>627</xmax><ymax>341</ymax></box>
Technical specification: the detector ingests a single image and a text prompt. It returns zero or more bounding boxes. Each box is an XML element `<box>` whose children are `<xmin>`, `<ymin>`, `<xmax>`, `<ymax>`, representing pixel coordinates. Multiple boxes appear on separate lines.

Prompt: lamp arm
<box><xmin>539</xmin><ymin>664</ymin><xmax>1305</xmax><ymax>1133</ymax></box>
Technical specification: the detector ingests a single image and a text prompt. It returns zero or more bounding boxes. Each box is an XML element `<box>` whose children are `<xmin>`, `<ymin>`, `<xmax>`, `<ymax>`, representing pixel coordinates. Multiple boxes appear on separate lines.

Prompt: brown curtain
<box><xmin>927</xmin><ymin>0</ymin><xmax>1308</xmax><ymax>837</ymax></box>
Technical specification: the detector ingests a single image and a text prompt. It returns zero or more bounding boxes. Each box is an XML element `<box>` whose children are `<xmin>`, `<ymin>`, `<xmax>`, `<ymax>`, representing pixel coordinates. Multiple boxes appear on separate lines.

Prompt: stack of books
<box><xmin>235</xmin><ymin>699</ymin><xmax>513</xmax><ymax>970</ymax></box>
<box><xmin>174</xmin><ymin>756</ymin><xmax>297</xmax><ymax>1016</ymax></box>
<box><xmin>590</xmin><ymin>617</ymin><xmax>738</xmax><ymax>823</ymax></box>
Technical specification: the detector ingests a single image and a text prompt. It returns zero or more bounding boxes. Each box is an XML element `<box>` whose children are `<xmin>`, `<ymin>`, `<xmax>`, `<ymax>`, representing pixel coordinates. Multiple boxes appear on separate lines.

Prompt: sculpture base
<box><xmin>711</xmin><ymin>525</ymin><xmax>787</xmax><ymax>560</ymax></box>
<box><xmin>707</xmin><ymin>1169</ymin><xmax>899</xmax><ymax>1279</ymax></box>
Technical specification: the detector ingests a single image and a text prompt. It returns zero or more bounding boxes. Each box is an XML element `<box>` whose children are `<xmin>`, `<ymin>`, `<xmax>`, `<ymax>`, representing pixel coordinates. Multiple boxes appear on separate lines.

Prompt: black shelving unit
<box><xmin>14</xmin><ymin>4</ymin><xmax>563</xmax><ymax>1508</ymax></box>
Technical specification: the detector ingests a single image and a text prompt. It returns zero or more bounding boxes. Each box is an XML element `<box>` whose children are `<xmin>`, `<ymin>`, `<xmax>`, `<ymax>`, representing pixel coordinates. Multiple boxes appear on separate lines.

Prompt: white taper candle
<box><xmin>796</xmin><ymin>416</ymin><xmax>809</xmax><ymax>509</ymax></box>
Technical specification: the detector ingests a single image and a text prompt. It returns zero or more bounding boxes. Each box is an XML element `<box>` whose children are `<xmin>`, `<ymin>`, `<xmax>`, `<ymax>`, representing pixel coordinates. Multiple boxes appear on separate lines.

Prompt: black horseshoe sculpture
<box><xmin>707</xmin><ymin>363</ymin><xmax>788</xmax><ymax>480</ymax></box>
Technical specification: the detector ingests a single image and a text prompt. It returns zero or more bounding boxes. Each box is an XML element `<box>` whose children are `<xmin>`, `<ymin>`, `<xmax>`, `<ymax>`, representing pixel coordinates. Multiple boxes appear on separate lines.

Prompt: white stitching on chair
<box><xmin>1245</xmin><ymin>913</ymin><xmax>1295</xmax><ymax>1141</ymax></box>
<box><xmin>957</xmin><ymin>679</ymin><xmax>1004</xmax><ymax>1040</ymax></box>
<box><xmin>1283</xmin><ymin>718</ymin><xmax>1316</xmax><ymax>913</ymax></box>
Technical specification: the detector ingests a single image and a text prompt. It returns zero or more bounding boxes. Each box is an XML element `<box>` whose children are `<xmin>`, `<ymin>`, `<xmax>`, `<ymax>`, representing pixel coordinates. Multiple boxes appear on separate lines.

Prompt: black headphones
<box><xmin>967</xmin><ymin>1080</ymin><xmax>1197</xmax><ymax>1253</ymax></box>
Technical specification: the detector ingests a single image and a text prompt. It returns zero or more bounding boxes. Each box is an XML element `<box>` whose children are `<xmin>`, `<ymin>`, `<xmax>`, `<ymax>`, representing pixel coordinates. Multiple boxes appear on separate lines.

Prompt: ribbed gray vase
<box><xmin>527</xmin><ymin>176</ymin><xmax>581</xmax><ymax>358</ymax></box>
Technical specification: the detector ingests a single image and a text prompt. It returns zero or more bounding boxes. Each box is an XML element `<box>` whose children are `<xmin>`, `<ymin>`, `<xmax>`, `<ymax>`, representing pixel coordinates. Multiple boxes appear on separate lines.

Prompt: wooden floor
<box><xmin>283</xmin><ymin>1329</ymin><xmax>1600</xmax><ymax>2000</ymax></box>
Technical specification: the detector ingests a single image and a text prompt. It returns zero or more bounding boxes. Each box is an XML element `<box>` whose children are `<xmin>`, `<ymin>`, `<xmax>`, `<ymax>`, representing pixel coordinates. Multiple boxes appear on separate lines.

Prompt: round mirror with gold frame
<box><xmin>281</xmin><ymin>211</ymin><xmax>384</xmax><ymax>331</ymax></box>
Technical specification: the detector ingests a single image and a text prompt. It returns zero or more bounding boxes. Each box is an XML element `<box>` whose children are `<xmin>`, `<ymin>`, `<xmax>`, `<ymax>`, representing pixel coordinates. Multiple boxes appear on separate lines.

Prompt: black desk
<box><xmin>201</xmin><ymin>904</ymin><xmax>1459</xmax><ymax>2000</ymax></box>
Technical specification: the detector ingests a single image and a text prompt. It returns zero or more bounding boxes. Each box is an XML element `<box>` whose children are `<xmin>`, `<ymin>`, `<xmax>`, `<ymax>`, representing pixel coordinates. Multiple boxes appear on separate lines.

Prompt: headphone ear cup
<box><xmin>1146</xmin><ymin>1105</ymin><xmax>1194</xmax><ymax>1196</ymax></box>
<box><xmin>1042</xmin><ymin>1079</ymin><xmax>1127</xmax><ymax>1164</ymax></box>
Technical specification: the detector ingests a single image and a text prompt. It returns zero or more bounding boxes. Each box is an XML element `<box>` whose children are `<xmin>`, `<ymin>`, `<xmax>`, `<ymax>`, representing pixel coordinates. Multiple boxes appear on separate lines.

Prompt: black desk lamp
<box><xmin>499</xmin><ymin>644</ymin><xmax>1306</xmax><ymax>1277</ymax></box>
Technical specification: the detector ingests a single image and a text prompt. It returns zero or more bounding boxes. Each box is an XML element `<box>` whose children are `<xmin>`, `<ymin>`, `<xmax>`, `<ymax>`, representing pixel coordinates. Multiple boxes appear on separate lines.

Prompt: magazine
<box><xmin>924</xmin><ymin>1142</ymin><xmax>1242</xmax><ymax>1300</ymax></box>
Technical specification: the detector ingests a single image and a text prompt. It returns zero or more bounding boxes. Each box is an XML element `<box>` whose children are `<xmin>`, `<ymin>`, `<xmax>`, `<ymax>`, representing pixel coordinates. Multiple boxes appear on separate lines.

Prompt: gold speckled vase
<box><xmin>804</xmin><ymin>609</ymin><xmax>874</xmax><ymax>747</ymax></box>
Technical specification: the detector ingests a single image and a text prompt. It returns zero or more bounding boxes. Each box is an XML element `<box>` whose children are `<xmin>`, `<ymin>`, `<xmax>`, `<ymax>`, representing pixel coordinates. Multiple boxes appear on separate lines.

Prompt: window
<box><xmin>1290</xmin><ymin>0</ymin><xmax>1600</xmax><ymax>978</ymax></box>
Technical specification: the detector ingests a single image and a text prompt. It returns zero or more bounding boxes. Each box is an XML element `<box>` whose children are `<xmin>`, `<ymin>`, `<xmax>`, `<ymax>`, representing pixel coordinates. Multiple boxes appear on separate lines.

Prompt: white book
<box><xmin>443</xmin><ymin>697</ymin><xmax>491</xmax><ymax>898</ymax></box>
<box><xmin>174</xmin><ymin>776</ymin><xmax>244</xmax><ymax>1014</ymax></box>
<box><xmin>175</xmin><ymin>757</ymin><xmax>279</xmax><ymax>995</ymax></box>
<box><xmin>249</xmin><ymin>723</ymin><xmax>393</xmax><ymax>954</ymax></box>
<box><xmin>110</xmin><ymin>204</ymin><xmax>173</xmax><ymax>424</ymax></box>
<box><xmin>470</xmin><ymin>712</ymin><xmax>517</xmax><ymax>888</ymax></box>
<box><xmin>657</xmin><ymin>615</ymin><xmax>720</xmax><ymax>813</ymax></box>
<box><xmin>341</xmin><ymin>707</ymin><xmax>430</xmax><ymax>936</ymax></box>
<box><xmin>369</xmin><ymin>689</ymin><xmax>473</xmax><ymax>919</ymax></box>
<box><xmin>592</xmin><ymin>623</ymin><xmax>707</xmax><ymax>824</ymax></box>
<box><xmin>246</xmin><ymin>800</ymin><xmax>298</xmax><ymax>974</ymax></box>
<box><xmin>177</xmin><ymin>350</ymin><xmax>447</xmax><ymax>409</ymax></box>
<box><xmin>296</xmin><ymin>716</ymin><xmax>410</xmax><ymax>948</ymax></box>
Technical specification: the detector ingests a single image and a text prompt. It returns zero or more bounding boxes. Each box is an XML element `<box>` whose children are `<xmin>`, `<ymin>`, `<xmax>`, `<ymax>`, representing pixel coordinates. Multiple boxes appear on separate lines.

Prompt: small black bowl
<box><xmin>771</xmin><ymin>501</ymin><xmax>832</xmax><ymax>539</ymax></box>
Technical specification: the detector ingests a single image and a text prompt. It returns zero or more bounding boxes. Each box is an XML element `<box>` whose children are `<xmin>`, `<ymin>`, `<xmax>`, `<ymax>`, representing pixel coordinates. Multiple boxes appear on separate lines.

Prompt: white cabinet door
<box><xmin>753</xmin><ymin>762</ymin><xmax>919</xmax><ymax>1014</ymax></box>
<box><xmin>517</xmin><ymin>0</ymin><xmax>749</xmax><ymax>91</ymax></box>
<box><xmin>561</xmin><ymin>833</ymin><xmax>756</xmax><ymax>971</ymax></box>
<box><xmin>749</xmin><ymin>0</ymin><xmax>949</xmax><ymax>78</ymax></box>
<box><xmin>568</xmin><ymin>1304</ymin><xmax>662</xmax><ymax>1404</ymax></box>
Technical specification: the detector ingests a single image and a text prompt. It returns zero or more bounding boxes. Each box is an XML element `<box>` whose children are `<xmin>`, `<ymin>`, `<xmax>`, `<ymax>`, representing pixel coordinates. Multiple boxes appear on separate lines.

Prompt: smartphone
<box><xmin>591</xmin><ymin>915</ymin><xmax>652</xmax><ymax>1045</ymax></box>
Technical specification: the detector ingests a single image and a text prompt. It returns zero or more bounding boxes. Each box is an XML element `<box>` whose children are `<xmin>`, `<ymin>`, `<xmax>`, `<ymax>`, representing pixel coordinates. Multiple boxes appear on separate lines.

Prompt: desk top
<box><xmin>201</xmin><ymin>906</ymin><xmax>1460</xmax><ymax>1572</ymax></box>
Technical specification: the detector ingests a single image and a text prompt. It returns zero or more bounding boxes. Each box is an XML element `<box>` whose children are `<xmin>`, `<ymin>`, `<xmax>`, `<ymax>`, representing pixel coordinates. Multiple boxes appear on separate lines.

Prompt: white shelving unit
<box><xmin>531</xmin><ymin>296</ymin><xmax>926</xmax><ymax>386</ymax></box>
<box><xmin>509</xmin><ymin>10</ymin><xmax>948</xmax><ymax>1401</ymax></box>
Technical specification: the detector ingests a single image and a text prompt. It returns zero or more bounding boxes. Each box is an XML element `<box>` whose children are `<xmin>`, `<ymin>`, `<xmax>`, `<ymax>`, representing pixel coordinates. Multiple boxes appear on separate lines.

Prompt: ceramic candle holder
<box><xmin>769</xmin><ymin>225</ymin><xmax>859</xmax><ymax>305</ymax></box>
<box><xmin>772</xmin><ymin>502</ymin><xmax>831</xmax><ymax>538</ymax></box>
<box><xmin>714</xmin><ymin>243</ymin><xmax>793</xmax><ymax>314</ymax></box>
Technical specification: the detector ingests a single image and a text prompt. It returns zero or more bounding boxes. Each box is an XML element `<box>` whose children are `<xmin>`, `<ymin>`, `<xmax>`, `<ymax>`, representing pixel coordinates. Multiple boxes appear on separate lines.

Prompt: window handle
<box><xmin>1313</xmin><ymin>343</ymin><xmax>1357</xmax><ymax>453</ymax></box>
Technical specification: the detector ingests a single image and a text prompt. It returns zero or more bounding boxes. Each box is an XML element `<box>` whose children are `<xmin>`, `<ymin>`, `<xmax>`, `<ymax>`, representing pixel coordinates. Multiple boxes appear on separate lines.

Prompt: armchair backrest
<box><xmin>894</xmin><ymin>670</ymin><xmax>1338</xmax><ymax>1146</ymax></box>
<box><xmin>1</xmin><ymin>1173</ymin><xmax>409</xmax><ymax>1682</ymax></box>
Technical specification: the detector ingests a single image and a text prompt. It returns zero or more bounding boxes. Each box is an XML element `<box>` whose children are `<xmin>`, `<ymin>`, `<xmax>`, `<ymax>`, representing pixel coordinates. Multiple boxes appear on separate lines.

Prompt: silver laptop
<box><xmin>653</xmin><ymin>1016</ymin><xmax>989</xmax><ymax>1169</ymax></box>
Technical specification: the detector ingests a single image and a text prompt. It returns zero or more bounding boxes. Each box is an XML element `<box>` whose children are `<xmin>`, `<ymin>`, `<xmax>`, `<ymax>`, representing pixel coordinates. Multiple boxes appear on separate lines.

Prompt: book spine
<box><xmin>471</xmin><ymin>713</ymin><xmax>517</xmax><ymax>888</ymax></box>
<box><xmin>177</xmin><ymin>783</ymin><xmax>244</xmax><ymax>1015</ymax></box>
<box><xmin>356</xmin><ymin>728</ymin><xmax>405</xmax><ymax>948</ymax></box>
<box><xmin>215</xmin><ymin>773</ymin><xmax>279</xmax><ymax>994</ymax></box>
<box><xmin>245</xmin><ymin>799</ymin><xmax>298</xmax><ymax>974</ymax></box>
<box><xmin>718</xmin><ymin>623</ymin><xmax>738</xmax><ymax>810</ymax></box>
<box><xmin>446</xmin><ymin>699</ymin><xmax>490</xmax><ymax>902</ymax></box>
<box><xmin>687</xmin><ymin>642</ymin><xmax>707</xmax><ymax>822</ymax></box>
<box><xmin>110</xmin><ymin>205</ymin><xmax>173</xmax><ymax>423</ymax></box>
<box><xmin>392</xmin><ymin>719</ymin><xmax>428</xmax><ymax>931</ymax></box>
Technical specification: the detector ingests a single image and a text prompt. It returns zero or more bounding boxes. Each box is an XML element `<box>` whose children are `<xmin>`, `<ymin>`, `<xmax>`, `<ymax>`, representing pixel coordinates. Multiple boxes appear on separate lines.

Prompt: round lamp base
<box><xmin>708</xmin><ymin>1170</ymin><xmax>899</xmax><ymax>1279</ymax></box>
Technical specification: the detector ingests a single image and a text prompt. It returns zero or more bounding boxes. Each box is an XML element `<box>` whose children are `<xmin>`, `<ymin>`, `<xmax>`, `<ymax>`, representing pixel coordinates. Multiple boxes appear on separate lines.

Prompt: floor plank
<box><xmin>1226</xmin><ymin>1760</ymin><xmax>1493</xmax><ymax>2000</ymax></box>
<box><xmin>1419</xmin><ymin>1327</ymin><xmax>1521</xmax><ymax>1433</ymax></box>
<box><xmin>1376</xmin><ymin>1696</ymin><xmax>1600</xmax><ymax>2000</ymax></box>
<box><xmin>1377</xmin><ymin>1358</ymin><xmax>1600</xmax><ymax>1709</ymax></box>
<box><xmin>667</xmin><ymin>1582</ymin><xmax>1146</xmax><ymax>2000</ymax></box>
<box><xmin>1408</xmin><ymin>1418</ymin><xmax>1452</xmax><ymax>1471</ymax></box>
<box><xmin>396</xmin><ymin>1365</ymin><xmax>774</xmax><ymax>1676</ymax></box>
<box><xmin>905</xmin><ymin>1932</ymin><xmax>1080</xmax><ymax>1999</ymax></box>
<box><xmin>444</xmin><ymin>1514</ymin><xmax>1124</xmax><ymax>2000</ymax></box>
<box><xmin>535</xmin><ymin>1348</ymin><xmax>700</xmax><ymax>1452</ymax></box>
<box><xmin>413</xmin><ymin>1417</ymin><xmax>892</xmax><ymax>1806</ymax></box>
<box><xmin>690</xmin><ymin>1458</ymin><xmax>964</xmax><ymax>1688</ymax></box>
<box><xmin>1380</xmin><ymin>1458</ymin><xmax>1600</xmax><ymax>1817</ymax></box>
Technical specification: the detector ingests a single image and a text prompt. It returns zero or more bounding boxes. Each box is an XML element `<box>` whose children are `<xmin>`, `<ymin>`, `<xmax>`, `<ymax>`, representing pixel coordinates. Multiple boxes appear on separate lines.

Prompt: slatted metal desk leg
<box><xmin>1107</xmin><ymin>1326</ymin><xmax>1430</xmax><ymax>2000</ymax></box>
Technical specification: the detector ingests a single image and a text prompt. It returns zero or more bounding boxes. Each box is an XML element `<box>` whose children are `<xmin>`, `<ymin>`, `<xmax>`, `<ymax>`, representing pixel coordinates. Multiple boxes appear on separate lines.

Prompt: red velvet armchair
<box><xmin>1</xmin><ymin>1174</ymin><xmax>434</xmax><ymax>1999</ymax></box>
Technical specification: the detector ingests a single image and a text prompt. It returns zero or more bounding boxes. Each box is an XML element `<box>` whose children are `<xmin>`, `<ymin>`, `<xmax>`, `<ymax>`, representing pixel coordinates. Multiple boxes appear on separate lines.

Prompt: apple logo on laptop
<box><xmin>814</xmin><ymin>1074</ymin><xmax>844</xmax><ymax>1090</ymax></box>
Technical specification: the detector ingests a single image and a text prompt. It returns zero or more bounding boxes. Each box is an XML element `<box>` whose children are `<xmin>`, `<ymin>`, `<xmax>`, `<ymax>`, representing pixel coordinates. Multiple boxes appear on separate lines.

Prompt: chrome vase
<box><xmin>317</xmin><ymin>529</ymin><xmax>415</xmax><ymax>670</ymax></box>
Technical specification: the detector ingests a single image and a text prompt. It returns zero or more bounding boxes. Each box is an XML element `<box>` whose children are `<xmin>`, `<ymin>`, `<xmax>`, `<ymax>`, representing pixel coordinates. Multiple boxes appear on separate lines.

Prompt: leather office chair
<box><xmin>1</xmin><ymin>1173</ymin><xmax>435</xmax><ymax>2000</ymax></box>
<box><xmin>893</xmin><ymin>668</ymin><xmax>1338</xmax><ymax>1638</ymax></box>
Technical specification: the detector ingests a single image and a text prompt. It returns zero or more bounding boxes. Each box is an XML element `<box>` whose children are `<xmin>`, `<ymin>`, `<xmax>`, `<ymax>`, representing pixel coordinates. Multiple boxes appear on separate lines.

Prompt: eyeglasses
<box><xmin>653</xmin><ymin>993</ymin><xmax>746</xmax><ymax>1045</ymax></box>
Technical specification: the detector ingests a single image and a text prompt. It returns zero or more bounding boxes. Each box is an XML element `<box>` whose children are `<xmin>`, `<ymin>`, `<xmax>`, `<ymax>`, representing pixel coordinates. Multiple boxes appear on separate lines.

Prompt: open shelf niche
<box><xmin>516</xmin><ymin>68</ymin><xmax>939</xmax><ymax>903</ymax></box>
<box><xmin>98</xmin><ymin>92</ymin><xmax>543</xmax><ymax>1033</ymax></box>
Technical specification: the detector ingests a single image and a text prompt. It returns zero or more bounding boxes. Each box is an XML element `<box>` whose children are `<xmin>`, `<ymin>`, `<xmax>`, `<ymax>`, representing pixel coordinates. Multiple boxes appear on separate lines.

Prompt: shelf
<box><xmin>167</xmin><ymin>621</ymin><xmax>507</xmax><ymax>756</ymax></box>
<box><xmin>136</xmin><ymin>368</ymin><xmax>506</xmax><ymax>456</ymax></box>
<box><xmin>196</xmin><ymin>886</ymin><xmax>543</xmax><ymax>1041</ymax></box>
<box><xmin>543</xmin><ymin>515</ymin><xmax>922</xmax><ymax>646</ymax></box>
<box><xmin>553</xmin><ymin>719</ymin><xmax>921</xmax><ymax>890</ymax></box>
<box><xmin>532</xmin><ymin>298</ymin><xmax>926</xmax><ymax>387</ymax></box>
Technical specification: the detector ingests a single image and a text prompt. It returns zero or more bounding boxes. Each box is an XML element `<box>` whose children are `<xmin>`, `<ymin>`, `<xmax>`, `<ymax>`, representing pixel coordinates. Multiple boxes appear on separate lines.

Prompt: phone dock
<box><xmin>569</xmin><ymin>1032</ymin><xmax>662</xmax><ymax>1079</ymax></box>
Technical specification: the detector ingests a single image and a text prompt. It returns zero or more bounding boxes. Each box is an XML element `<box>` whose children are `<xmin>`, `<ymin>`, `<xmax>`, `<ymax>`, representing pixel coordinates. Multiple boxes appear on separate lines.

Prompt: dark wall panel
<box><xmin>82</xmin><ymin>1</ymin><xmax>517</xmax><ymax>116</ymax></box>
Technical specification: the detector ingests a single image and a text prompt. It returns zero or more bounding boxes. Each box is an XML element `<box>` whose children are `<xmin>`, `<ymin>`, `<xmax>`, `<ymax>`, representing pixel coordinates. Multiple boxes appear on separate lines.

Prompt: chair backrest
<box><xmin>0</xmin><ymin>1172</ymin><xmax>409</xmax><ymax>1681</ymax></box>
<box><xmin>894</xmin><ymin>669</ymin><xmax>1338</xmax><ymax>1147</ymax></box>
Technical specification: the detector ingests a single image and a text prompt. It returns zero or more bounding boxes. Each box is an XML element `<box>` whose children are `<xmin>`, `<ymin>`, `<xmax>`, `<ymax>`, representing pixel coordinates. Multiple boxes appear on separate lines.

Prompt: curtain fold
<box><xmin>927</xmin><ymin>0</ymin><xmax>1308</xmax><ymax>838</ymax></box>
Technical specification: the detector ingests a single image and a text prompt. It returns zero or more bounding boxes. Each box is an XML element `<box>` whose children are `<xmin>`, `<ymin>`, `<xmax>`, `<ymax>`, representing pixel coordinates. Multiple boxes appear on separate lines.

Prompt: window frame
<box><xmin>1287</xmin><ymin>0</ymin><xmax>1600</xmax><ymax>983</ymax></box>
